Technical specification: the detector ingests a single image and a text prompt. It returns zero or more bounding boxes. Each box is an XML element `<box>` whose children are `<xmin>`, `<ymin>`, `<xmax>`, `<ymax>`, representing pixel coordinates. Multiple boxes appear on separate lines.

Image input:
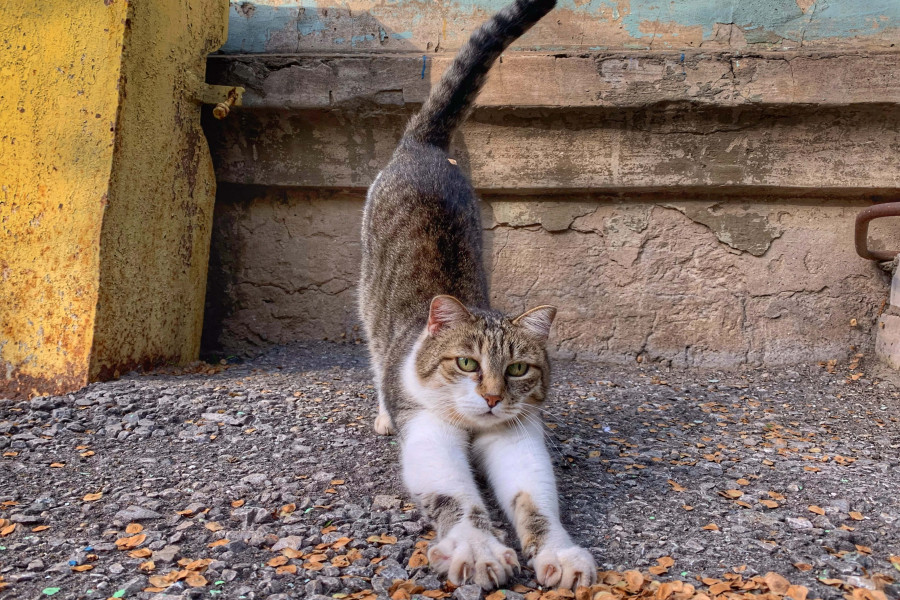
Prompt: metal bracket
<box><xmin>186</xmin><ymin>73</ymin><xmax>244</xmax><ymax>119</ymax></box>
<box><xmin>855</xmin><ymin>202</ymin><xmax>900</xmax><ymax>262</ymax></box>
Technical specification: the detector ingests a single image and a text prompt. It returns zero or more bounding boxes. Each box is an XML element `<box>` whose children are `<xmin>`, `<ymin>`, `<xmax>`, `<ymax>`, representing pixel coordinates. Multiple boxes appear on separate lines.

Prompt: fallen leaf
<box><xmin>204</xmin><ymin>522</ymin><xmax>223</xmax><ymax>532</ymax></box>
<box><xmin>129</xmin><ymin>548</ymin><xmax>152</xmax><ymax>558</ymax></box>
<box><xmin>208</xmin><ymin>539</ymin><xmax>229</xmax><ymax>548</ymax></box>
<box><xmin>708</xmin><ymin>581</ymin><xmax>731</xmax><ymax>595</ymax></box>
<box><xmin>71</xmin><ymin>565</ymin><xmax>93</xmax><ymax>572</ymax></box>
<box><xmin>764</xmin><ymin>572</ymin><xmax>790</xmax><ymax>595</ymax></box>
<box><xmin>760</xmin><ymin>500</ymin><xmax>779</xmax><ymax>509</ymax></box>
<box><xmin>785</xmin><ymin>584</ymin><xmax>808</xmax><ymax>600</ymax></box>
<box><xmin>486</xmin><ymin>592</ymin><xmax>506</xmax><ymax>600</ymax></box>
<box><xmin>624</xmin><ymin>570</ymin><xmax>644</xmax><ymax>592</ymax></box>
<box><xmin>282</xmin><ymin>548</ymin><xmax>303</xmax><ymax>559</ymax></box>
<box><xmin>303</xmin><ymin>560</ymin><xmax>324</xmax><ymax>571</ymax></box>
<box><xmin>736</xmin><ymin>478</ymin><xmax>751</xmax><ymax>486</ymax></box>
<box><xmin>849</xmin><ymin>511</ymin><xmax>864</xmax><ymax>521</ymax></box>
<box><xmin>331</xmin><ymin>479</ymin><xmax>346</xmax><ymax>485</ymax></box>
<box><xmin>83</xmin><ymin>492</ymin><xmax>103</xmax><ymax>502</ymax></box>
<box><xmin>321</xmin><ymin>525</ymin><xmax>337</xmax><ymax>534</ymax></box>
<box><xmin>125</xmin><ymin>523</ymin><xmax>143</xmax><ymax>534</ymax></box>
<box><xmin>855</xmin><ymin>544</ymin><xmax>872</xmax><ymax>555</ymax></box>
<box><xmin>891</xmin><ymin>555</ymin><xmax>900</xmax><ymax>572</ymax></box>
<box><xmin>32</xmin><ymin>525</ymin><xmax>50</xmax><ymax>532</ymax></box>
<box><xmin>1</xmin><ymin>523</ymin><xmax>17</xmax><ymax>536</ymax></box>
<box><xmin>367</xmin><ymin>534</ymin><xmax>398</xmax><ymax>545</ymax></box>
<box><xmin>80</xmin><ymin>450</ymin><xmax>95</xmax><ymax>458</ymax></box>
<box><xmin>231</xmin><ymin>499</ymin><xmax>245</xmax><ymax>508</ymax></box>
<box><xmin>682</xmin><ymin>505</ymin><xmax>694</xmax><ymax>511</ymax></box>
<box><xmin>804</xmin><ymin>466</ymin><xmax>820</xmax><ymax>473</ymax></box>
<box><xmin>408</xmin><ymin>550</ymin><xmax>429</xmax><ymax>568</ymax></box>
<box><xmin>808</xmin><ymin>505</ymin><xmax>825</xmax><ymax>515</ymax></box>
<box><xmin>667</xmin><ymin>480</ymin><xmax>686</xmax><ymax>492</ymax></box>
<box><xmin>185</xmin><ymin>572</ymin><xmax>207</xmax><ymax>587</ymax></box>
<box><xmin>794</xmin><ymin>563</ymin><xmax>813</xmax><ymax>572</ymax></box>
<box><xmin>276</xmin><ymin>564</ymin><xmax>297</xmax><ymax>575</ymax></box>
<box><xmin>268</xmin><ymin>556</ymin><xmax>289</xmax><ymax>567</ymax></box>
<box><xmin>139</xmin><ymin>561</ymin><xmax>156</xmax><ymax>572</ymax></box>
<box><xmin>115</xmin><ymin>533</ymin><xmax>146</xmax><ymax>550</ymax></box>
<box><xmin>50</xmin><ymin>463</ymin><xmax>65</xmax><ymax>468</ymax></box>
<box><xmin>720</xmin><ymin>489</ymin><xmax>743</xmax><ymax>499</ymax></box>
<box><xmin>702</xmin><ymin>523</ymin><xmax>719</xmax><ymax>531</ymax></box>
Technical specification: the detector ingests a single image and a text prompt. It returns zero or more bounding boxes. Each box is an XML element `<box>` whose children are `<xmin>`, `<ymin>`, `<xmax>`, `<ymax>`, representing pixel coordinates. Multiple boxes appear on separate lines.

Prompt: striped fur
<box><xmin>357</xmin><ymin>0</ymin><xmax>598</xmax><ymax>589</ymax></box>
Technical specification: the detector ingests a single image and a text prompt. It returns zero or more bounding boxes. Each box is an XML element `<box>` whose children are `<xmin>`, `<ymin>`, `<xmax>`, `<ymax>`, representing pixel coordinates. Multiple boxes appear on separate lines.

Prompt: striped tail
<box><xmin>403</xmin><ymin>0</ymin><xmax>556</xmax><ymax>150</ymax></box>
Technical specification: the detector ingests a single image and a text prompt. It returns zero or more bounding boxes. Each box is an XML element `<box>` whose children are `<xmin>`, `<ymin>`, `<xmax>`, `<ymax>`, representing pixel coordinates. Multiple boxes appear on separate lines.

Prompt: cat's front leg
<box><xmin>475</xmin><ymin>415</ymin><xmax>597</xmax><ymax>589</ymax></box>
<box><xmin>401</xmin><ymin>411</ymin><xmax>519</xmax><ymax>589</ymax></box>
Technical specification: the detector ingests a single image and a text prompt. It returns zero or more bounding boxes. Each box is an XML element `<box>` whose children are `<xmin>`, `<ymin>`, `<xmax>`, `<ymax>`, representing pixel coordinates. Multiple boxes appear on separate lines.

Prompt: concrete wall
<box><xmin>1</xmin><ymin>1</ymin><xmax>228</xmax><ymax>400</ymax></box>
<box><xmin>1</xmin><ymin>2</ymin><xmax>127</xmax><ymax>399</ymax></box>
<box><xmin>202</xmin><ymin>1</ymin><xmax>900</xmax><ymax>367</ymax></box>
<box><xmin>204</xmin><ymin>188</ymin><xmax>897</xmax><ymax>367</ymax></box>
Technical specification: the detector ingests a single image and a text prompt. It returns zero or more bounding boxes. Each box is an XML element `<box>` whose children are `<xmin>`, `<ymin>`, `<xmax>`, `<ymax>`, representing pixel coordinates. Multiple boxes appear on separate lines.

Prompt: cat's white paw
<box><xmin>428</xmin><ymin>526</ymin><xmax>519</xmax><ymax>589</ymax></box>
<box><xmin>374</xmin><ymin>411</ymin><xmax>395</xmax><ymax>435</ymax></box>
<box><xmin>532</xmin><ymin>544</ymin><xmax>596</xmax><ymax>589</ymax></box>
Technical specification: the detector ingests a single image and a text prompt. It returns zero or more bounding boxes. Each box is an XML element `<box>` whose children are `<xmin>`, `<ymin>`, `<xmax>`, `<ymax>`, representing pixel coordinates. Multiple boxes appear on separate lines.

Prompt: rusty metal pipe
<box><xmin>855</xmin><ymin>202</ymin><xmax>900</xmax><ymax>261</ymax></box>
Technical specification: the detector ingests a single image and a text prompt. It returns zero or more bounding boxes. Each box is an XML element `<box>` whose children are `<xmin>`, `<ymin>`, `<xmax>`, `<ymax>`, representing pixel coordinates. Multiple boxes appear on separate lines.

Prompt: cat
<box><xmin>358</xmin><ymin>0</ymin><xmax>597</xmax><ymax>590</ymax></box>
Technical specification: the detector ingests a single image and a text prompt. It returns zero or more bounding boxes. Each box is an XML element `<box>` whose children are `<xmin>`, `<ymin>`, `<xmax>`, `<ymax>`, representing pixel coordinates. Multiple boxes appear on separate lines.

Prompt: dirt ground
<box><xmin>1</xmin><ymin>341</ymin><xmax>898</xmax><ymax>600</ymax></box>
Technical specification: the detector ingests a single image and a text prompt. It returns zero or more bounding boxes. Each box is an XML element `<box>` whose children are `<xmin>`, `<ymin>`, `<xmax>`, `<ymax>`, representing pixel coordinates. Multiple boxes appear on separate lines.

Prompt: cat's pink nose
<box><xmin>483</xmin><ymin>394</ymin><xmax>501</xmax><ymax>408</ymax></box>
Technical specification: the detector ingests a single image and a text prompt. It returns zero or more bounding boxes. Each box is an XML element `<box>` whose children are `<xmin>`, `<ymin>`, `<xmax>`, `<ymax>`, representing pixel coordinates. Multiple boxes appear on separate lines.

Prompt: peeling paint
<box><xmin>219</xmin><ymin>0</ymin><xmax>900</xmax><ymax>54</ymax></box>
<box><xmin>662</xmin><ymin>203</ymin><xmax>784</xmax><ymax>256</ymax></box>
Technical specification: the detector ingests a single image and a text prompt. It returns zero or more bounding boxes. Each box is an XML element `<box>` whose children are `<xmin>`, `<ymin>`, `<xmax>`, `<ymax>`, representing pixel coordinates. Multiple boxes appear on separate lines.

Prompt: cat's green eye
<box><xmin>506</xmin><ymin>362</ymin><xmax>529</xmax><ymax>377</ymax></box>
<box><xmin>456</xmin><ymin>357</ymin><xmax>480</xmax><ymax>372</ymax></box>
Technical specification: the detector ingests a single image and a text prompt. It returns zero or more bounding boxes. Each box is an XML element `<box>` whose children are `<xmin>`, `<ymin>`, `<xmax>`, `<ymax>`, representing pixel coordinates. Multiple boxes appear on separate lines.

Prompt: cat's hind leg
<box><xmin>402</xmin><ymin>411</ymin><xmax>518</xmax><ymax>589</ymax></box>
<box><xmin>475</xmin><ymin>414</ymin><xmax>597</xmax><ymax>589</ymax></box>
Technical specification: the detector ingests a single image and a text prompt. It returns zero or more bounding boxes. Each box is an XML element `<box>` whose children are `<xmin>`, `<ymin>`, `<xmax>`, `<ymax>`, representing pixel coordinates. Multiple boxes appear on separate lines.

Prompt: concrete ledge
<box><xmin>208</xmin><ymin>51</ymin><xmax>900</xmax><ymax>109</ymax></box>
<box><xmin>205</xmin><ymin>103</ymin><xmax>900</xmax><ymax>192</ymax></box>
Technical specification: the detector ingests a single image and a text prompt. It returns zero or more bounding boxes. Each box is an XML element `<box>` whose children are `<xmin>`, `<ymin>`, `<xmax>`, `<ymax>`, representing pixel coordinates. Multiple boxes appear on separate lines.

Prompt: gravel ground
<box><xmin>1</xmin><ymin>341</ymin><xmax>899</xmax><ymax>600</ymax></box>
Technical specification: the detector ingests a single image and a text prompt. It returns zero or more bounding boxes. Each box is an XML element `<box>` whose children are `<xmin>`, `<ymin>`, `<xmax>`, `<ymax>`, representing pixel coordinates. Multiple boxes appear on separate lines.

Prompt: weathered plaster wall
<box><xmin>0</xmin><ymin>2</ymin><xmax>128</xmax><ymax>399</ymax></box>
<box><xmin>220</xmin><ymin>0</ymin><xmax>900</xmax><ymax>54</ymax></box>
<box><xmin>89</xmin><ymin>0</ymin><xmax>228</xmax><ymax>380</ymax></box>
<box><xmin>1</xmin><ymin>0</ymin><xmax>228</xmax><ymax>400</ymax></box>
<box><xmin>203</xmin><ymin>188</ymin><xmax>897</xmax><ymax>366</ymax></box>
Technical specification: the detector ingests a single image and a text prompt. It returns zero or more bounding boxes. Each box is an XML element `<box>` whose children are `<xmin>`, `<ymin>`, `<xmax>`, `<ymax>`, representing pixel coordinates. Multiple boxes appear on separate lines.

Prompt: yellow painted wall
<box><xmin>0</xmin><ymin>2</ymin><xmax>127</xmax><ymax>399</ymax></box>
<box><xmin>1</xmin><ymin>0</ymin><xmax>228</xmax><ymax>398</ymax></box>
<box><xmin>89</xmin><ymin>0</ymin><xmax>227</xmax><ymax>379</ymax></box>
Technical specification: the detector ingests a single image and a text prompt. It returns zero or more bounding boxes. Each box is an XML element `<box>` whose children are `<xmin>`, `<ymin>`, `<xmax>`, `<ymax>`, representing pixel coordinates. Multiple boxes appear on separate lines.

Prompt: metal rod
<box><xmin>855</xmin><ymin>202</ymin><xmax>900</xmax><ymax>261</ymax></box>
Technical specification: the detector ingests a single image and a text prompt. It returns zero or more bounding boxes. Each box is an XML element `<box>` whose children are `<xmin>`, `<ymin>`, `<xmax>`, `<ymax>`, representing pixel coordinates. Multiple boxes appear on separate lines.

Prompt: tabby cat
<box><xmin>358</xmin><ymin>0</ymin><xmax>596</xmax><ymax>590</ymax></box>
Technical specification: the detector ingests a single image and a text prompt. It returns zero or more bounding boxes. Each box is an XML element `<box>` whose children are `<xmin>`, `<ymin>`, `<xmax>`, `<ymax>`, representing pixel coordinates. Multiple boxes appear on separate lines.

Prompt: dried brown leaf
<box><xmin>763</xmin><ymin>572</ymin><xmax>790</xmax><ymax>595</ymax></box>
<box><xmin>83</xmin><ymin>492</ymin><xmax>102</xmax><ymax>502</ymax></box>
<box><xmin>125</xmin><ymin>523</ymin><xmax>143</xmax><ymax>534</ymax></box>
<box><xmin>808</xmin><ymin>505</ymin><xmax>825</xmax><ymax>515</ymax></box>
<box><xmin>849</xmin><ymin>511</ymin><xmax>864</xmax><ymax>521</ymax></box>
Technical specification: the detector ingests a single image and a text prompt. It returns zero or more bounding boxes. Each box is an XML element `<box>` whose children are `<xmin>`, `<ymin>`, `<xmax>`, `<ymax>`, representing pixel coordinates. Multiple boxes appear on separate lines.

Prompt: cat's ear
<box><xmin>427</xmin><ymin>295</ymin><xmax>472</xmax><ymax>336</ymax></box>
<box><xmin>512</xmin><ymin>305</ymin><xmax>557</xmax><ymax>343</ymax></box>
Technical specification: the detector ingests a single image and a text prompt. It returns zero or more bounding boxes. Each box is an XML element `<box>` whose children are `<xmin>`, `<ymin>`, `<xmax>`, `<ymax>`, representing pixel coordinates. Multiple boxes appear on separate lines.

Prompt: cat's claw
<box><xmin>532</xmin><ymin>544</ymin><xmax>597</xmax><ymax>590</ymax></box>
<box><xmin>428</xmin><ymin>527</ymin><xmax>518</xmax><ymax>590</ymax></box>
<box><xmin>373</xmin><ymin>411</ymin><xmax>395</xmax><ymax>436</ymax></box>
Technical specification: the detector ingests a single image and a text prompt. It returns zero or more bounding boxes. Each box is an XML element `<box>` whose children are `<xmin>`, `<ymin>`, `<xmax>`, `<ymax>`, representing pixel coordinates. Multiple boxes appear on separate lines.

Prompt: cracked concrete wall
<box><xmin>203</xmin><ymin>187</ymin><xmax>898</xmax><ymax>367</ymax></box>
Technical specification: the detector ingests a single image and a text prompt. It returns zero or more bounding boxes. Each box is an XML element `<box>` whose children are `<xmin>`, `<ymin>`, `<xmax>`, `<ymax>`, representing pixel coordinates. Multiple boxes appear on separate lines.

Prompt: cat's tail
<box><xmin>403</xmin><ymin>0</ymin><xmax>556</xmax><ymax>150</ymax></box>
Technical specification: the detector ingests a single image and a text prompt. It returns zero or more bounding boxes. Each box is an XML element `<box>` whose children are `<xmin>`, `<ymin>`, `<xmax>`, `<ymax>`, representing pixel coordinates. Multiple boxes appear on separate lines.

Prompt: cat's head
<box><xmin>408</xmin><ymin>295</ymin><xmax>556</xmax><ymax>430</ymax></box>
